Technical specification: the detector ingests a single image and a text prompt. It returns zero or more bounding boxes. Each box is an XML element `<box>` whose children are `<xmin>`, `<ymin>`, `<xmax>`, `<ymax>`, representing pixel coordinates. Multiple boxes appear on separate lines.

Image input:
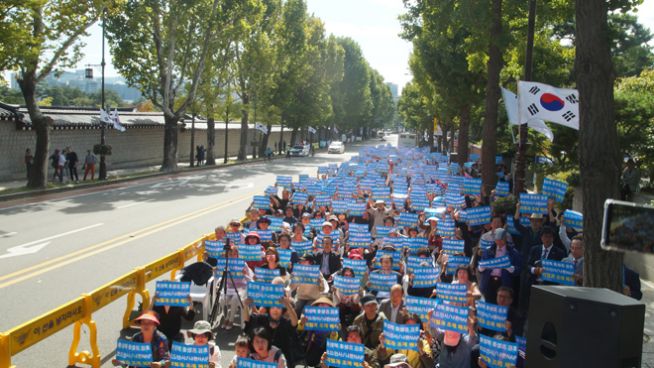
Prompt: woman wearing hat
<box><xmin>112</xmin><ymin>311</ymin><xmax>169</xmax><ymax>367</ymax></box>
<box><xmin>243</xmin><ymin>231</ymin><xmax>266</xmax><ymax>269</ymax></box>
<box><xmin>187</xmin><ymin>320</ymin><xmax>221</xmax><ymax>367</ymax></box>
<box><xmin>299</xmin><ymin>296</ymin><xmax>340</xmax><ymax>367</ymax></box>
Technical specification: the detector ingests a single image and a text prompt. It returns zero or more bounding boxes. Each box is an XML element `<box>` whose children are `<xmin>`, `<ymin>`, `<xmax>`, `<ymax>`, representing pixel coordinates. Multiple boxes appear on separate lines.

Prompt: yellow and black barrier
<box><xmin>0</xmin><ymin>233</ymin><xmax>213</xmax><ymax>368</ymax></box>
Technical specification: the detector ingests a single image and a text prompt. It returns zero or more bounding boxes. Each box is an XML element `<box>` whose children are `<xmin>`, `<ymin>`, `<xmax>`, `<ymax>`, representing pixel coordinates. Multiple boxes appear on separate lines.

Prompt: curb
<box><xmin>0</xmin><ymin>153</ymin><xmax>292</xmax><ymax>202</ymax></box>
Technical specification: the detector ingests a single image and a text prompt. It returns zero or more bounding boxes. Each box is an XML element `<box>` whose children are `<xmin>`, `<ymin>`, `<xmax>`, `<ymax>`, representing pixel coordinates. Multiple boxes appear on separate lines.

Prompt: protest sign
<box><xmin>292</xmin><ymin>264</ymin><xmax>320</xmax><ymax>285</ymax></box>
<box><xmin>436</xmin><ymin>282</ymin><xmax>468</xmax><ymax>304</ymax></box>
<box><xmin>375</xmin><ymin>226</ymin><xmax>392</xmax><ymax>238</ymax></box>
<box><xmin>438</xmin><ymin>219</ymin><xmax>456</xmax><ymax>238</ymax></box>
<box><xmin>465</xmin><ymin>206</ymin><xmax>491</xmax><ymax>226</ymax></box>
<box><xmin>480</xmin><ymin>335</ymin><xmax>518</xmax><ymax>368</ymax></box>
<box><xmin>374</xmin><ymin>250</ymin><xmax>401</xmax><ymax>270</ymax></box>
<box><xmin>304</xmin><ymin>306</ymin><xmax>341</xmax><ymax>331</ymax></box>
<box><xmin>541</xmin><ymin>259</ymin><xmax>576</xmax><ymax>286</ymax></box>
<box><xmin>445</xmin><ymin>192</ymin><xmax>465</xmax><ymax>208</ymax></box>
<box><xmin>495</xmin><ymin>181</ymin><xmax>510</xmax><ymax>197</ymax></box>
<box><xmin>383</xmin><ymin>321</ymin><xmax>420</xmax><ymax>351</ymax></box>
<box><xmin>507</xmin><ymin>216</ymin><xmax>531</xmax><ymax>235</ymax></box>
<box><xmin>442</xmin><ymin>239</ymin><xmax>465</xmax><ymax>254</ymax></box>
<box><xmin>412</xmin><ymin>266</ymin><xmax>440</xmax><ymax>288</ymax></box>
<box><xmin>542</xmin><ymin>177</ymin><xmax>568</xmax><ymax>203</ymax></box>
<box><xmin>433</xmin><ymin>303</ymin><xmax>469</xmax><ymax>333</ymax></box>
<box><xmin>348</xmin><ymin>232</ymin><xmax>372</xmax><ymax>248</ymax></box>
<box><xmin>479</xmin><ymin>239</ymin><xmax>495</xmax><ymax>250</ymax></box>
<box><xmin>255</xmin><ymin>267</ymin><xmax>280</xmax><ymax>283</ymax></box>
<box><xmin>445</xmin><ymin>256</ymin><xmax>471</xmax><ymax>275</ymax></box>
<box><xmin>214</xmin><ymin>258</ymin><xmax>245</xmax><ymax>280</ymax></box>
<box><xmin>247</xmin><ymin>282</ymin><xmax>284</xmax><ymax>307</ymax></box>
<box><xmin>277</xmin><ymin>248</ymin><xmax>293</xmax><ymax>267</ymax></box>
<box><xmin>495</xmin><ymin>155</ymin><xmax>503</xmax><ymax>165</ymax></box>
<box><xmin>252</xmin><ymin>195</ymin><xmax>271</xmax><ymax>210</ymax></box>
<box><xmin>368</xmin><ymin>272</ymin><xmax>397</xmax><ymax>292</ymax></box>
<box><xmin>476</xmin><ymin>300</ymin><xmax>508</xmax><ymax>332</ymax></box>
<box><xmin>170</xmin><ymin>342</ymin><xmax>209</xmax><ymax>368</ymax></box>
<box><xmin>343</xmin><ymin>258</ymin><xmax>368</xmax><ymax>276</ymax></box>
<box><xmin>238</xmin><ymin>244</ymin><xmax>263</xmax><ymax>261</ymax></box>
<box><xmin>204</xmin><ymin>239</ymin><xmax>224</xmax><ymax>259</ymax></box>
<box><xmin>116</xmin><ymin>339</ymin><xmax>153</xmax><ymax>367</ymax></box>
<box><xmin>237</xmin><ymin>357</ymin><xmax>277</xmax><ymax>368</ymax></box>
<box><xmin>276</xmin><ymin>175</ymin><xmax>293</xmax><ymax>189</ymax></box>
<box><xmin>154</xmin><ymin>281</ymin><xmax>191</xmax><ymax>307</ymax></box>
<box><xmin>519</xmin><ymin>193</ymin><xmax>548</xmax><ymax>215</ymax></box>
<box><xmin>334</xmin><ymin>275</ymin><xmax>361</xmax><ymax>295</ymax></box>
<box><xmin>256</xmin><ymin>229</ymin><xmax>273</xmax><ymax>242</ymax></box>
<box><xmin>406</xmin><ymin>295</ymin><xmax>440</xmax><ymax>321</ymax></box>
<box><xmin>293</xmin><ymin>192</ymin><xmax>309</xmax><ymax>205</ymax></box>
<box><xmin>563</xmin><ymin>209</ymin><xmax>583</xmax><ymax>230</ymax></box>
<box><xmin>226</xmin><ymin>231</ymin><xmax>242</xmax><ymax>244</ymax></box>
<box><xmin>405</xmin><ymin>237</ymin><xmax>429</xmax><ymax>252</ymax></box>
<box><xmin>315</xmin><ymin>194</ymin><xmax>332</xmax><ymax>208</ymax></box>
<box><xmin>326</xmin><ymin>340</ymin><xmax>364</xmax><ymax>368</ymax></box>
<box><xmin>348</xmin><ymin>202</ymin><xmax>366</xmax><ymax>216</ymax></box>
<box><xmin>291</xmin><ymin>240</ymin><xmax>313</xmax><ymax>254</ymax></box>
<box><xmin>516</xmin><ymin>336</ymin><xmax>527</xmax><ymax>361</ymax></box>
<box><xmin>331</xmin><ymin>200</ymin><xmax>349</xmax><ymax>214</ymax></box>
<box><xmin>265</xmin><ymin>186</ymin><xmax>278</xmax><ymax>196</ymax></box>
<box><xmin>478</xmin><ymin>256</ymin><xmax>512</xmax><ymax>270</ymax></box>
<box><xmin>406</xmin><ymin>256</ymin><xmax>432</xmax><ymax>272</ymax></box>
<box><xmin>398</xmin><ymin>212</ymin><xmax>419</xmax><ymax>227</ymax></box>
<box><xmin>463</xmin><ymin>178</ymin><xmax>482</xmax><ymax>196</ymax></box>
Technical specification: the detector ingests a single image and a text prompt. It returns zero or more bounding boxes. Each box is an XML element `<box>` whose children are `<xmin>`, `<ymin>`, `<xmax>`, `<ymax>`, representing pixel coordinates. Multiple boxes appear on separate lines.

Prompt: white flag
<box><xmin>518</xmin><ymin>81</ymin><xmax>579</xmax><ymax>130</ymax></box>
<box><xmin>255</xmin><ymin>122</ymin><xmax>268</xmax><ymax>134</ymax></box>
<box><xmin>502</xmin><ymin>87</ymin><xmax>554</xmax><ymax>142</ymax></box>
<box><xmin>99</xmin><ymin>109</ymin><xmax>112</xmax><ymax>124</ymax></box>
<box><xmin>308</xmin><ymin>126</ymin><xmax>316</xmax><ymax>134</ymax></box>
<box><xmin>109</xmin><ymin>108</ymin><xmax>126</xmax><ymax>132</ymax></box>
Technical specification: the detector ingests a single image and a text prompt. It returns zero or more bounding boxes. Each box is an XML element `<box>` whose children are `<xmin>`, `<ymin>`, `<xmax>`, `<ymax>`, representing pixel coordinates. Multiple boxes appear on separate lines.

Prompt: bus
<box><xmin>398</xmin><ymin>132</ymin><xmax>417</xmax><ymax>148</ymax></box>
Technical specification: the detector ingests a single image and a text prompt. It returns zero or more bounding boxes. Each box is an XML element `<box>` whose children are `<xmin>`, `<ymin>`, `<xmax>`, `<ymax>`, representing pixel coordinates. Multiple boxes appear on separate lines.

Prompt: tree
<box><xmin>334</xmin><ymin>37</ymin><xmax>373</xmax><ymax>134</ymax></box>
<box><xmin>1</xmin><ymin>1</ymin><xmax>101</xmax><ymax>188</ymax></box>
<box><xmin>575</xmin><ymin>0</ymin><xmax>641</xmax><ymax>290</ymax></box>
<box><xmin>106</xmin><ymin>0</ymin><xmax>232</xmax><ymax>171</ymax></box>
<box><xmin>609</xmin><ymin>13</ymin><xmax>654</xmax><ymax>77</ymax></box>
<box><xmin>398</xmin><ymin>82</ymin><xmax>433</xmax><ymax>134</ymax></box>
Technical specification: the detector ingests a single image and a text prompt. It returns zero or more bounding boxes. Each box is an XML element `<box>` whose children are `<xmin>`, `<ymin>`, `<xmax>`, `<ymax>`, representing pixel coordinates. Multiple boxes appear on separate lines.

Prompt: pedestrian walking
<box><xmin>83</xmin><ymin>150</ymin><xmax>97</xmax><ymax>181</ymax></box>
<box><xmin>66</xmin><ymin>147</ymin><xmax>79</xmax><ymax>182</ymax></box>
<box><xmin>24</xmin><ymin>148</ymin><xmax>33</xmax><ymax>179</ymax></box>
<box><xmin>621</xmin><ymin>158</ymin><xmax>640</xmax><ymax>201</ymax></box>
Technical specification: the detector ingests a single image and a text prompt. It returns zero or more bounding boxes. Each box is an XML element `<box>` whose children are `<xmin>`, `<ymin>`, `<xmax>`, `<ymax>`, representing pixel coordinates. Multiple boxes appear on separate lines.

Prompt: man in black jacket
<box><xmin>313</xmin><ymin>236</ymin><xmax>341</xmax><ymax>279</ymax></box>
<box><xmin>520</xmin><ymin>226</ymin><xmax>566</xmax><ymax>311</ymax></box>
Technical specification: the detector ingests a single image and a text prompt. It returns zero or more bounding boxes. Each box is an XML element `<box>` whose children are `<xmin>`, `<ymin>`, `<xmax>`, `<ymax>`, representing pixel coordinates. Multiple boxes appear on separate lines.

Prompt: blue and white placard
<box><xmin>304</xmin><ymin>306</ymin><xmax>341</xmax><ymax>331</ymax></box>
<box><xmin>383</xmin><ymin>321</ymin><xmax>420</xmax><ymax>351</ymax></box>
<box><xmin>154</xmin><ymin>281</ymin><xmax>191</xmax><ymax>307</ymax></box>
<box><xmin>247</xmin><ymin>282</ymin><xmax>284</xmax><ymax>307</ymax></box>
<box><xmin>170</xmin><ymin>342</ymin><xmax>209</xmax><ymax>368</ymax></box>
<box><xmin>116</xmin><ymin>339</ymin><xmax>153</xmax><ymax>367</ymax></box>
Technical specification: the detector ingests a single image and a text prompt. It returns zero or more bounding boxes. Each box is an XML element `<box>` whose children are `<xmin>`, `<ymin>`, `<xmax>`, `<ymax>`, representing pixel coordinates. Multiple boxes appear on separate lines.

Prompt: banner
<box><xmin>383</xmin><ymin>321</ymin><xmax>420</xmax><ymax>351</ymax></box>
<box><xmin>304</xmin><ymin>306</ymin><xmax>341</xmax><ymax>331</ymax></box>
<box><xmin>343</xmin><ymin>258</ymin><xmax>368</xmax><ymax>276</ymax></box>
<box><xmin>154</xmin><ymin>281</ymin><xmax>191</xmax><ymax>307</ymax></box>
<box><xmin>247</xmin><ymin>282</ymin><xmax>284</xmax><ymax>307</ymax></box>
<box><xmin>406</xmin><ymin>296</ymin><xmax>440</xmax><ymax>321</ymax></box>
<box><xmin>116</xmin><ymin>339</ymin><xmax>153</xmax><ymax>367</ymax></box>
<box><xmin>412</xmin><ymin>266</ymin><xmax>440</xmax><ymax>288</ymax></box>
<box><xmin>445</xmin><ymin>256</ymin><xmax>470</xmax><ymax>275</ymax></box>
<box><xmin>478</xmin><ymin>256</ymin><xmax>512</xmax><ymax>270</ymax></box>
<box><xmin>277</xmin><ymin>248</ymin><xmax>293</xmax><ymax>267</ymax></box>
<box><xmin>326</xmin><ymin>340</ymin><xmax>364</xmax><ymax>368</ymax></box>
<box><xmin>252</xmin><ymin>195</ymin><xmax>271</xmax><ymax>210</ymax></box>
<box><xmin>517</xmin><ymin>80</ymin><xmax>579</xmax><ymax>130</ymax></box>
<box><xmin>519</xmin><ymin>193</ymin><xmax>548</xmax><ymax>215</ymax></box>
<box><xmin>214</xmin><ymin>258</ymin><xmax>245</xmax><ymax>281</ymax></box>
<box><xmin>291</xmin><ymin>240</ymin><xmax>312</xmax><ymax>254</ymax></box>
<box><xmin>442</xmin><ymin>239</ymin><xmax>465</xmax><ymax>255</ymax></box>
<box><xmin>334</xmin><ymin>275</ymin><xmax>361</xmax><ymax>296</ymax></box>
<box><xmin>204</xmin><ymin>240</ymin><xmax>225</xmax><ymax>259</ymax></box>
<box><xmin>237</xmin><ymin>357</ymin><xmax>277</xmax><ymax>368</ymax></box>
<box><xmin>238</xmin><ymin>245</ymin><xmax>263</xmax><ymax>261</ymax></box>
<box><xmin>480</xmin><ymin>335</ymin><xmax>519</xmax><ymax>368</ymax></box>
<box><xmin>255</xmin><ymin>267</ymin><xmax>280</xmax><ymax>283</ymax></box>
<box><xmin>368</xmin><ymin>272</ymin><xmax>398</xmax><ymax>292</ymax></box>
<box><xmin>563</xmin><ymin>209</ymin><xmax>583</xmax><ymax>230</ymax></box>
<box><xmin>465</xmin><ymin>206</ymin><xmax>491</xmax><ymax>227</ymax></box>
<box><xmin>542</xmin><ymin>177</ymin><xmax>567</xmax><ymax>203</ymax></box>
<box><xmin>276</xmin><ymin>175</ymin><xmax>293</xmax><ymax>188</ymax></box>
<box><xmin>541</xmin><ymin>259</ymin><xmax>576</xmax><ymax>285</ymax></box>
<box><xmin>495</xmin><ymin>181</ymin><xmax>510</xmax><ymax>197</ymax></box>
<box><xmin>170</xmin><ymin>342</ymin><xmax>209</xmax><ymax>367</ymax></box>
<box><xmin>433</xmin><ymin>303</ymin><xmax>469</xmax><ymax>333</ymax></box>
<box><xmin>397</xmin><ymin>212</ymin><xmax>419</xmax><ymax>227</ymax></box>
<box><xmin>292</xmin><ymin>264</ymin><xmax>320</xmax><ymax>285</ymax></box>
<box><xmin>436</xmin><ymin>282</ymin><xmax>468</xmax><ymax>304</ymax></box>
<box><xmin>463</xmin><ymin>178</ymin><xmax>482</xmax><ymax>196</ymax></box>
<box><xmin>476</xmin><ymin>300</ymin><xmax>508</xmax><ymax>332</ymax></box>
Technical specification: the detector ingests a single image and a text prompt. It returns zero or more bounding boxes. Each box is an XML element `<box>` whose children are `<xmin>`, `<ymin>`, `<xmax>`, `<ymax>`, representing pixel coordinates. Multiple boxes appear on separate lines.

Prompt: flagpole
<box><xmin>99</xmin><ymin>8</ymin><xmax>108</xmax><ymax>180</ymax></box>
<box><xmin>513</xmin><ymin>0</ymin><xmax>536</xmax><ymax>196</ymax></box>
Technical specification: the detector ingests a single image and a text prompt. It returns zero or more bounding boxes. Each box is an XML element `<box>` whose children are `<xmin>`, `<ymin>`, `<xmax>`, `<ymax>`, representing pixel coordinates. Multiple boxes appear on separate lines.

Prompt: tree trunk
<box><xmin>259</xmin><ymin>123</ymin><xmax>272</xmax><ymax>156</ymax></box>
<box><xmin>162</xmin><ymin>115</ymin><xmax>180</xmax><ymax>171</ymax></box>
<box><xmin>457</xmin><ymin>105</ymin><xmax>471</xmax><ymax>167</ymax></box>
<box><xmin>576</xmin><ymin>0</ymin><xmax>623</xmax><ymax>290</ymax></box>
<box><xmin>18</xmin><ymin>73</ymin><xmax>49</xmax><ymax>189</ymax></box>
<box><xmin>290</xmin><ymin>126</ymin><xmax>298</xmax><ymax>146</ymax></box>
<box><xmin>428</xmin><ymin>117</ymin><xmax>435</xmax><ymax>152</ymax></box>
<box><xmin>238</xmin><ymin>94</ymin><xmax>250</xmax><ymax>161</ymax></box>
<box><xmin>189</xmin><ymin>115</ymin><xmax>196</xmax><ymax>167</ymax></box>
<box><xmin>206</xmin><ymin>117</ymin><xmax>216</xmax><ymax>165</ymax></box>
<box><xmin>481</xmin><ymin>0</ymin><xmax>503</xmax><ymax>194</ymax></box>
<box><xmin>278</xmin><ymin>122</ymin><xmax>284</xmax><ymax>155</ymax></box>
<box><xmin>441</xmin><ymin>122</ymin><xmax>449</xmax><ymax>153</ymax></box>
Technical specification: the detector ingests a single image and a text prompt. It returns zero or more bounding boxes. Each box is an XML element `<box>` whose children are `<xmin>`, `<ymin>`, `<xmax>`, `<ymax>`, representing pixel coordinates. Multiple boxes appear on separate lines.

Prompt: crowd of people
<box><xmin>115</xmin><ymin>144</ymin><xmax>642</xmax><ymax>368</ymax></box>
<box><xmin>38</xmin><ymin>147</ymin><xmax>97</xmax><ymax>182</ymax></box>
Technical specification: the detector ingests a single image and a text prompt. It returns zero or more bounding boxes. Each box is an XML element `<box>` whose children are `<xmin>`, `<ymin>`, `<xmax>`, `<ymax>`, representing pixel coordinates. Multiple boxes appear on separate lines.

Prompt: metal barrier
<box><xmin>0</xmin><ymin>233</ymin><xmax>213</xmax><ymax>368</ymax></box>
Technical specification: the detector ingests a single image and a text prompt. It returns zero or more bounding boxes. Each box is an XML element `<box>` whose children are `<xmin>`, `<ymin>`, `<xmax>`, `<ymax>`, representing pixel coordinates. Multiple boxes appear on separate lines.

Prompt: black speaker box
<box><xmin>526</xmin><ymin>285</ymin><xmax>645</xmax><ymax>368</ymax></box>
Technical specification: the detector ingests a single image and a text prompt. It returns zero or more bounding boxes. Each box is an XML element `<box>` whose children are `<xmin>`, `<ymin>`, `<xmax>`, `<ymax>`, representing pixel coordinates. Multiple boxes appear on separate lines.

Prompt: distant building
<box><xmin>386</xmin><ymin>82</ymin><xmax>399</xmax><ymax>101</ymax></box>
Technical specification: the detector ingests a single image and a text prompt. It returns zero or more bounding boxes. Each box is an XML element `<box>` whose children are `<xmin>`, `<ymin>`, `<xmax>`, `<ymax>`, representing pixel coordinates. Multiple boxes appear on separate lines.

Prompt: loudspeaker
<box><xmin>527</xmin><ymin>286</ymin><xmax>645</xmax><ymax>368</ymax></box>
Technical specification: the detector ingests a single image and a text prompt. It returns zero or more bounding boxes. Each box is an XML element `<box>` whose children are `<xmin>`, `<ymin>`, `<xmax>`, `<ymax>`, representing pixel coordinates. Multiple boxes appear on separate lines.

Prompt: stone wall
<box><xmin>0</xmin><ymin>121</ymin><xmax>293</xmax><ymax>181</ymax></box>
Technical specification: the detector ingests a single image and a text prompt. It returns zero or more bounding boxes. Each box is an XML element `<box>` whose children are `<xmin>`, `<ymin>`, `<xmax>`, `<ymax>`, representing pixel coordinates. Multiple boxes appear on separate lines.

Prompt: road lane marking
<box><xmin>0</xmin><ymin>193</ymin><xmax>253</xmax><ymax>289</ymax></box>
<box><xmin>116</xmin><ymin>202</ymin><xmax>143</xmax><ymax>209</ymax></box>
<box><xmin>0</xmin><ymin>241</ymin><xmax>51</xmax><ymax>259</ymax></box>
<box><xmin>0</xmin><ymin>232</ymin><xmax>18</xmax><ymax>238</ymax></box>
<box><xmin>0</xmin><ymin>223</ymin><xmax>104</xmax><ymax>252</ymax></box>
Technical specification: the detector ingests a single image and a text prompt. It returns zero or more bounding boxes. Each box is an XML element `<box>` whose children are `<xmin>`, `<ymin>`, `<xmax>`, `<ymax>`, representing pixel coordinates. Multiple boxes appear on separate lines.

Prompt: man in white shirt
<box><xmin>562</xmin><ymin>235</ymin><xmax>584</xmax><ymax>285</ymax></box>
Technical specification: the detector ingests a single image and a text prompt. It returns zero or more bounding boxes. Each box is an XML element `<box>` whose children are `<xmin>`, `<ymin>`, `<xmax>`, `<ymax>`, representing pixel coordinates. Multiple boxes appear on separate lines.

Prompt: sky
<box><xmin>58</xmin><ymin>0</ymin><xmax>654</xmax><ymax>93</ymax></box>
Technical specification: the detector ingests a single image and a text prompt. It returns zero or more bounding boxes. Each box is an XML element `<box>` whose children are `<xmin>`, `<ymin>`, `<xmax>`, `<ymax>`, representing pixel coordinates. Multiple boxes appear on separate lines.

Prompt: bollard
<box><xmin>68</xmin><ymin>294</ymin><xmax>100</xmax><ymax>368</ymax></box>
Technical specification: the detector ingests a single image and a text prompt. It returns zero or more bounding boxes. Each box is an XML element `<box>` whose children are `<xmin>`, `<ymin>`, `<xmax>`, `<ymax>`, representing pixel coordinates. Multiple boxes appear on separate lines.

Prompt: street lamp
<box><xmin>85</xmin><ymin>9</ymin><xmax>108</xmax><ymax>180</ymax></box>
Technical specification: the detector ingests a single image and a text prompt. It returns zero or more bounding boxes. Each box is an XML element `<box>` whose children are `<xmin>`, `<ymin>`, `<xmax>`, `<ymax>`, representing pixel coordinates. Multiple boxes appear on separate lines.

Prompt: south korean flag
<box><xmin>518</xmin><ymin>81</ymin><xmax>579</xmax><ymax>130</ymax></box>
<box><xmin>254</xmin><ymin>122</ymin><xmax>268</xmax><ymax>134</ymax></box>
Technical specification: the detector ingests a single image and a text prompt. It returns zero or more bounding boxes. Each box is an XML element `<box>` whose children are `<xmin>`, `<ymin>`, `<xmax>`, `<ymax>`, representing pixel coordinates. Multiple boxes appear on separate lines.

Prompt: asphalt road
<box><xmin>0</xmin><ymin>138</ymin><xmax>386</xmax><ymax>367</ymax></box>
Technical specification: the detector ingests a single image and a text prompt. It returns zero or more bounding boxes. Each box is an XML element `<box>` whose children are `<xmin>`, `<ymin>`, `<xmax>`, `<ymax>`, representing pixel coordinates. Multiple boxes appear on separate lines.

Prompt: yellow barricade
<box><xmin>0</xmin><ymin>233</ymin><xmax>212</xmax><ymax>368</ymax></box>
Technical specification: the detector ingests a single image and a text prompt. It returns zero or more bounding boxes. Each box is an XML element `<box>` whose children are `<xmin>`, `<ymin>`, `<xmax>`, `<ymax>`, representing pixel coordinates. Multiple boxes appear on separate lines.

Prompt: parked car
<box><xmin>289</xmin><ymin>144</ymin><xmax>311</xmax><ymax>157</ymax></box>
<box><xmin>328</xmin><ymin>141</ymin><xmax>345</xmax><ymax>154</ymax></box>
